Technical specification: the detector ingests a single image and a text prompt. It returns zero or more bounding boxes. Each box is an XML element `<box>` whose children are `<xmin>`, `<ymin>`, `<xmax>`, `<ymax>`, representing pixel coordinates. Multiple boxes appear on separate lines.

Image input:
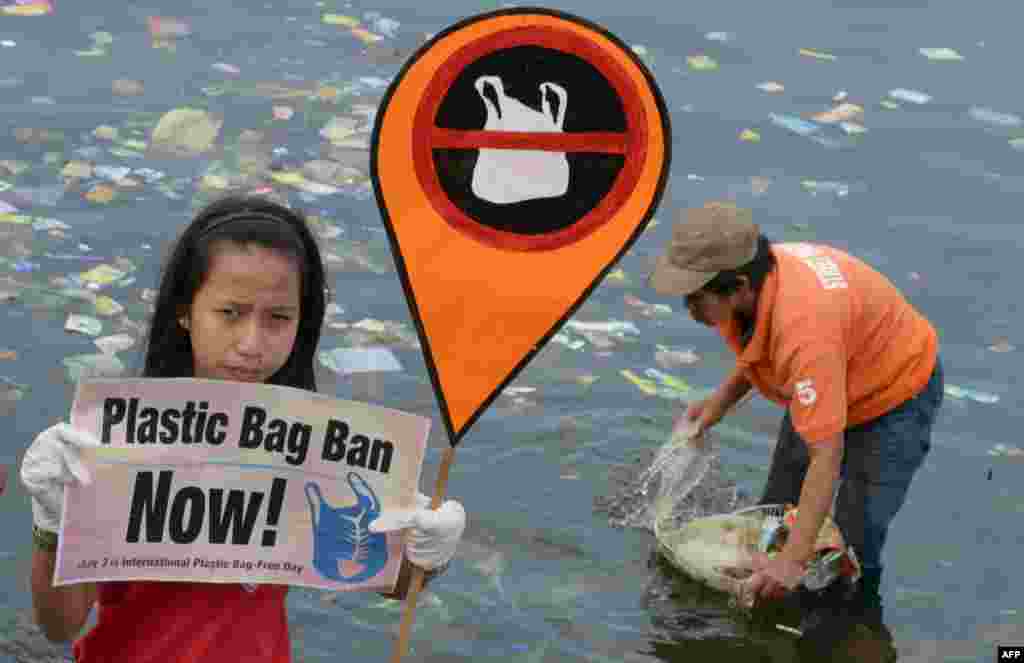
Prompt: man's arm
<box><xmin>780</xmin><ymin>433</ymin><xmax>843</xmax><ymax>564</ymax></box>
<box><xmin>714</xmin><ymin>364</ymin><xmax>753</xmax><ymax>412</ymax></box>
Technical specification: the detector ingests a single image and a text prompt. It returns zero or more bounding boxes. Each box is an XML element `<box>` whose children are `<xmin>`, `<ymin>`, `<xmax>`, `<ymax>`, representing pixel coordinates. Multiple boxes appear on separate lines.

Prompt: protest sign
<box><xmin>372</xmin><ymin>7</ymin><xmax>670</xmax><ymax>660</ymax></box>
<box><xmin>373</xmin><ymin>7</ymin><xmax>670</xmax><ymax>445</ymax></box>
<box><xmin>56</xmin><ymin>378</ymin><xmax>429</xmax><ymax>594</ymax></box>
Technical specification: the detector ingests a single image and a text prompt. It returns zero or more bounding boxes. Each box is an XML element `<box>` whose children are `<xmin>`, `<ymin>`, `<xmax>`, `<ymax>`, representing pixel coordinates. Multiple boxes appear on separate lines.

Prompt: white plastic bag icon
<box><xmin>470</xmin><ymin>75</ymin><xmax>569</xmax><ymax>205</ymax></box>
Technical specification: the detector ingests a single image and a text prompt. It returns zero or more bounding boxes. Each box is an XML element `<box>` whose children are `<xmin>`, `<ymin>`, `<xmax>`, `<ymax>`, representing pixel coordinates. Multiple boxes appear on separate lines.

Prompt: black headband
<box><xmin>198</xmin><ymin>209</ymin><xmax>303</xmax><ymax>241</ymax></box>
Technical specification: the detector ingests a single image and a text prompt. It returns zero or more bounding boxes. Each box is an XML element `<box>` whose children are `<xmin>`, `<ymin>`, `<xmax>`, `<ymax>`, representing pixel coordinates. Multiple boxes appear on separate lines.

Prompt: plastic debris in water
<box><xmin>150</xmin><ymin>108</ymin><xmax>223</xmax><ymax>156</ymax></box>
<box><xmin>94</xmin><ymin>334</ymin><xmax>135</xmax><ymax>355</ymax></box>
<box><xmin>147</xmin><ymin>16</ymin><xmax>191</xmax><ymax>38</ymax></box>
<box><xmin>987</xmin><ymin>444</ymin><xmax>1024</xmax><ymax>457</ymax></box>
<box><xmin>704</xmin><ymin>31</ymin><xmax>734</xmax><ymax>42</ymax></box>
<box><xmin>889</xmin><ymin>88</ymin><xmax>932</xmax><ymax>105</ymax></box>
<box><xmin>840</xmin><ymin>121</ymin><xmax>868</xmax><ymax>135</ymax></box>
<box><xmin>944</xmin><ymin>384</ymin><xmax>999</xmax><ymax>404</ymax></box>
<box><xmin>372</xmin><ymin>17</ymin><xmax>400</xmax><ymax>38</ymax></box>
<box><xmin>1</xmin><ymin>0</ymin><xmax>53</xmax><ymax>16</ymax></box>
<box><xmin>769</xmin><ymin>113</ymin><xmax>821</xmax><ymax>137</ymax></box>
<box><xmin>84</xmin><ymin>185</ymin><xmax>116</xmax><ymax>204</ymax></box>
<box><xmin>350</xmin><ymin>27</ymin><xmax>383</xmax><ymax>44</ymax></box>
<box><xmin>322</xmin><ymin>13</ymin><xmax>360</xmax><ymax>27</ymax></box>
<box><xmin>63</xmin><ymin>353</ymin><xmax>125</xmax><ymax>382</ymax></box>
<box><xmin>811</xmin><ymin>102</ymin><xmax>863</xmax><ymax>124</ymax></box>
<box><xmin>988</xmin><ymin>338</ymin><xmax>1015</xmax><ymax>353</ymax></box>
<box><xmin>739</xmin><ymin>129</ymin><xmax>760</xmax><ymax>143</ymax></box>
<box><xmin>801</xmin><ymin>180</ymin><xmax>850</xmax><ymax>197</ymax></box>
<box><xmin>320</xmin><ymin>116</ymin><xmax>360</xmax><ymax>144</ymax></box>
<box><xmin>686</xmin><ymin>54</ymin><xmax>718</xmax><ymax>71</ymax></box>
<box><xmin>756</xmin><ymin>81</ymin><xmax>785</xmax><ymax>93</ymax></box>
<box><xmin>318</xmin><ymin>347</ymin><xmax>403</xmax><ymax>375</ymax></box>
<box><xmin>212</xmin><ymin>62</ymin><xmax>241</xmax><ymax>76</ymax></box>
<box><xmin>919</xmin><ymin>47</ymin><xmax>963</xmax><ymax>61</ymax></box>
<box><xmin>65</xmin><ymin>314</ymin><xmax>103</xmax><ymax>337</ymax></box>
<box><xmin>968</xmin><ymin>106</ymin><xmax>1023</xmax><ymax>128</ymax></box>
<box><xmin>623</xmin><ymin>294</ymin><xmax>672</xmax><ymax>317</ymax></box>
<box><xmin>799</xmin><ymin>48</ymin><xmax>836</xmax><ymax>61</ymax></box>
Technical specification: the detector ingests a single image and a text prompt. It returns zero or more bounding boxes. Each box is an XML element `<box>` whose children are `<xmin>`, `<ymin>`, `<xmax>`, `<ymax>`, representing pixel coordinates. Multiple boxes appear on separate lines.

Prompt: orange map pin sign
<box><xmin>371</xmin><ymin>7</ymin><xmax>671</xmax><ymax>445</ymax></box>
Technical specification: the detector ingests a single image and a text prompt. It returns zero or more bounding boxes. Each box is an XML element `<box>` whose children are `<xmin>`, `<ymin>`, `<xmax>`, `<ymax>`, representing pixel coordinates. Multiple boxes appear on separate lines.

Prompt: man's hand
<box><xmin>743</xmin><ymin>551</ymin><xmax>807</xmax><ymax>606</ymax></box>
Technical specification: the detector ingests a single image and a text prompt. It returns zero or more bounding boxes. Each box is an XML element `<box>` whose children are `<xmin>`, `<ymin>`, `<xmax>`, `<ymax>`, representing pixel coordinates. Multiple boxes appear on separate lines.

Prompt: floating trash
<box><xmin>322</xmin><ymin>13</ymin><xmax>360</xmax><ymax>27</ymax></box>
<box><xmin>801</xmin><ymin>180</ymin><xmax>851</xmax><ymax>197</ymax></box>
<box><xmin>147</xmin><ymin>16</ymin><xmax>191</xmax><ymax>38</ymax></box>
<box><xmin>566</xmin><ymin>319</ymin><xmax>640</xmax><ymax>337</ymax></box>
<box><xmin>150</xmin><ymin>108</ymin><xmax>223</xmax><ymax>156</ymax></box>
<box><xmin>919</xmin><ymin>47</ymin><xmax>964</xmax><ymax>61</ymax></box>
<box><xmin>988</xmin><ymin>338</ymin><xmax>1015</xmax><ymax>353</ymax></box>
<box><xmin>944</xmin><ymin>384</ymin><xmax>999</xmax><ymax>404</ymax></box>
<box><xmin>0</xmin><ymin>0</ymin><xmax>53</xmax><ymax>16</ymax></box>
<box><xmin>968</xmin><ymin>106</ymin><xmax>1023</xmax><ymax>128</ymax></box>
<box><xmin>987</xmin><ymin>444</ymin><xmax>1024</xmax><ymax>457</ymax></box>
<box><xmin>350</xmin><ymin>28</ymin><xmax>384</xmax><ymax>45</ymax></box>
<box><xmin>888</xmin><ymin>88</ymin><xmax>932</xmax><ymax>105</ymax></box>
<box><xmin>739</xmin><ymin>129</ymin><xmax>760</xmax><ymax>143</ymax></box>
<box><xmin>552</xmin><ymin>331</ymin><xmax>585</xmax><ymax>351</ymax></box>
<box><xmin>320</xmin><ymin>116</ymin><xmax>361</xmax><ymax>144</ymax></box>
<box><xmin>799</xmin><ymin>48</ymin><xmax>836</xmax><ymax>61</ymax></box>
<box><xmin>94</xmin><ymin>333</ymin><xmax>135</xmax><ymax>355</ymax></box>
<box><xmin>65</xmin><ymin>314</ymin><xmax>103</xmax><ymax>337</ymax></box>
<box><xmin>63</xmin><ymin>353</ymin><xmax>125</xmax><ymax>382</ymax></box>
<box><xmin>839</xmin><ymin>121</ymin><xmax>868</xmax><ymax>135</ymax></box>
<box><xmin>84</xmin><ymin>185</ymin><xmax>116</xmax><ymax>204</ymax></box>
<box><xmin>811</xmin><ymin>103</ymin><xmax>864</xmax><ymax>124</ymax></box>
<box><xmin>769</xmin><ymin>113</ymin><xmax>821</xmax><ymax>137</ymax></box>
<box><xmin>686</xmin><ymin>54</ymin><xmax>718</xmax><ymax>71</ymax></box>
<box><xmin>112</xmin><ymin>79</ymin><xmax>144</xmax><ymax>97</ymax></box>
<box><xmin>756</xmin><ymin>81</ymin><xmax>785</xmax><ymax>94</ymax></box>
<box><xmin>623</xmin><ymin>294</ymin><xmax>673</xmax><ymax>317</ymax></box>
<box><xmin>318</xmin><ymin>346</ymin><xmax>403</xmax><ymax>375</ymax></box>
<box><xmin>704</xmin><ymin>31</ymin><xmax>734</xmax><ymax>42</ymax></box>
<box><xmin>212</xmin><ymin>62</ymin><xmax>241</xmax><ymax>76</ymax></box>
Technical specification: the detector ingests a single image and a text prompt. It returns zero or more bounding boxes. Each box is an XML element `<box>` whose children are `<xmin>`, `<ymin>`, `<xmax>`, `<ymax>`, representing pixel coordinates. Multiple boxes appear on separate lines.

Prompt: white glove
<box><xmin>21</xmin><ymin>423</ymin><xmax>100</xmax><ymax>533</ymax></box>
<box><xmin>370</xmin><ymin>492</ymin><xmax>467</xmax><ymax>571</ymax></box>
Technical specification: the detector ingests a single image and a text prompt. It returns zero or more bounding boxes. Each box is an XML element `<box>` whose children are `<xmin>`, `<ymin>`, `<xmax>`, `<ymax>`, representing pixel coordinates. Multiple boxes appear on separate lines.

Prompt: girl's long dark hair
<box><xmin>141</xmin><ymin>195</ymin><xmax>327</xmax><ymax>392</ymax></box>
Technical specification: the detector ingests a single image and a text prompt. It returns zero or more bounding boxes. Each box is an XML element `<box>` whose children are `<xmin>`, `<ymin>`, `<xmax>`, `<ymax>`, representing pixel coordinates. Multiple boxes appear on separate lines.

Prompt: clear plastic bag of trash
<box><xmin>646</xmin><ymin>419</ymin><xmax>861</xmax><ymax>604</ymax></box>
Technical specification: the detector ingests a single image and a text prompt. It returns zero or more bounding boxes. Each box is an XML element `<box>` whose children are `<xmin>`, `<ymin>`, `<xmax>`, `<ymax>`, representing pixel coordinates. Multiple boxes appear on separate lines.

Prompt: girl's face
<box><xmin>181</xmin><ymin>243</ymin><xmax>302</xmax><ymax>383</ymax></box>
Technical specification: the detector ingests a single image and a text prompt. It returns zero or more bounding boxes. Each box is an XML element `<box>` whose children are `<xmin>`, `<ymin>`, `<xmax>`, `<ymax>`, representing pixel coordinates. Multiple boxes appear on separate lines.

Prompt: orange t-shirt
<box><xmin>72</xmin><ymin>582</ymin><xmax>291</xmax><ymax>662</ymax></box>
<box><xmin>718</xmin><ymin>243</ymin><xmax>938</xmax><ymax>443</ymax></box>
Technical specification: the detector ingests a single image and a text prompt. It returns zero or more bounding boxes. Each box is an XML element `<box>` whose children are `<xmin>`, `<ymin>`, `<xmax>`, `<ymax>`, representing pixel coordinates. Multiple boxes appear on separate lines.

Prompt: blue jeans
<box><xmin>759</xmin><ymin>357</ymin><xmax>944</xmax><ymax>606</ymax></box>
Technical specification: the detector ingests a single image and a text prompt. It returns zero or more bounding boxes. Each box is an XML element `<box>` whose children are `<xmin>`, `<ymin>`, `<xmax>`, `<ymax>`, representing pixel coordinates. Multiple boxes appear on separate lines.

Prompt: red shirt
<box><xmin>73</xmin><ymin>582</ymin><xmax>291</xmax><ymax>662</ymax></box>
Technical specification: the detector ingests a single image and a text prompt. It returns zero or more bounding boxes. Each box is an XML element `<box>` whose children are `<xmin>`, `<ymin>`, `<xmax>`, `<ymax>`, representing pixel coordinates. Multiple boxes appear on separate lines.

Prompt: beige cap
<box><xmin>648</xmin><ymin>201</ymin><xmax>760</xmax><ymax>296</ymax></box>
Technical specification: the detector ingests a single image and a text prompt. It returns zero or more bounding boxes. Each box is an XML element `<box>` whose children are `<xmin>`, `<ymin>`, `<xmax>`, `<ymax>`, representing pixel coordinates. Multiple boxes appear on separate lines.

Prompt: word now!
<box><xmin>127</xmin><ymin>471</ymin><xmax>286</xmax><ymax>547</ymax></box>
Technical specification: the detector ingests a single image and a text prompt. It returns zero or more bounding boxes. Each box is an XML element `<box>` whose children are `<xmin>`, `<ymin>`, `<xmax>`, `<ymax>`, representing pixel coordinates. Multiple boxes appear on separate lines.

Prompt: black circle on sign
<box><xmin>432</xmin><ymin>45</ymin><xmax>627</xmax><ymax>236</ymax></box>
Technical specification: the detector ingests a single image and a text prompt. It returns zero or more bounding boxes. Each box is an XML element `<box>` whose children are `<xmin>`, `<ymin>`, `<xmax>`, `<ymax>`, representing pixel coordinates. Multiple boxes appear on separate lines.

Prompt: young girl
<box><xmin>20</xmin><ymin>195</ymin><xmax>467</xmax><ymax>662</ymax></box>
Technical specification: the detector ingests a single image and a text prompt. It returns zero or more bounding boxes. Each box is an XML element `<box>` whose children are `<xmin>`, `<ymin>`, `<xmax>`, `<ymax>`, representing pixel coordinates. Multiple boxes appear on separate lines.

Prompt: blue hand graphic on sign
<box><xmin>305</xmin><ymin>473</ymin><xmax>389</xmax><ymax>582</ymax></box>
